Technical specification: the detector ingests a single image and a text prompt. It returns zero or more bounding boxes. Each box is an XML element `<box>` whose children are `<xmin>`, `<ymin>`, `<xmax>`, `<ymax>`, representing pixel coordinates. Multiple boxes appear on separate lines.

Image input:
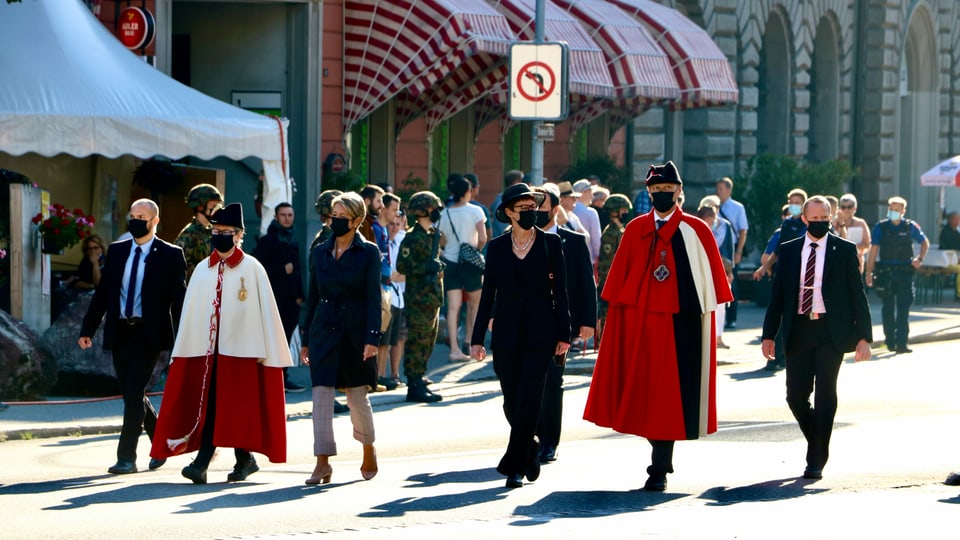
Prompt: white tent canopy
<box><xmin>0</xmin><ymin>0</ymin><xmax>291</xmax><ymax>232</ymax></box>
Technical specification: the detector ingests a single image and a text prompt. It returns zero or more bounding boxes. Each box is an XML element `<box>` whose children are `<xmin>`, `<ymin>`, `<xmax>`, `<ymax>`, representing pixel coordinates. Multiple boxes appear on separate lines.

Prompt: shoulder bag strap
<box><xmin>446</xmin><ymin>208</ymin><xmax>462</xmax><ymax>243</ymax></box>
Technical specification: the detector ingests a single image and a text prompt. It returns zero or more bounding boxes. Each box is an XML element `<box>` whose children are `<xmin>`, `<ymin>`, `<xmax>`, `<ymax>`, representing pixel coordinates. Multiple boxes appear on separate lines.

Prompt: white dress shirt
<box><xmin>798</xmin><ymin>234</ymin><xmax>826</xmax><ymax>314</ymax></box>
<box><xmin>120</xmin><ymin>236</ymin><xmax>155</xmax><ymax>318</ymax></box>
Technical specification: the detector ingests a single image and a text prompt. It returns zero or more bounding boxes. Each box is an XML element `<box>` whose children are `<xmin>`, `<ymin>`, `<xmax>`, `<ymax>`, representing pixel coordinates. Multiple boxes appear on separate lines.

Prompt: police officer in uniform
<box><xmin>597</xmin><ymin>194</ymin><xmax>633</xmax><ymax>323</ymax></box>
<box><xmin>176</xmin><ymin>184</ymin><xmax>223</xmax><ymax>280</ymax></box>
<box><xmin>396</xmin><ymin>191</ymin><xmax>445</xmax><ymax>403</ymax></box>
<box><xmin>865</xmin><ymin>196</ymin><xmax>929</xmax><ymax>353</ymax></box>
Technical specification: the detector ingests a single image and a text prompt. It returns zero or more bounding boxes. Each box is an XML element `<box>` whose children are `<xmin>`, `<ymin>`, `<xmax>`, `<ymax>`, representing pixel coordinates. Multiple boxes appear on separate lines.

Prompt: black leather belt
<box><xmin>120</xmin><ymin>317</ymin><xmax>143</xmax><ymax>326</ymax></box>
<box><xmin>796</xmin><ymin>313</ymin><xmax>827</xmax><ymax>320</ymax></box>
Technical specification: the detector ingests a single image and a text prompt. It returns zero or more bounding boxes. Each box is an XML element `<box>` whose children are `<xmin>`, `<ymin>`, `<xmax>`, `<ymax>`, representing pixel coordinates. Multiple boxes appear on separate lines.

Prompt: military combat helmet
<box><xmin>603</xmin><ymin>194</ymin><xmax>633</xmax><ymax>215</ymax></box>
<box><xmin>185</xmin><ymin>183</ymin><xmax>223</xmax><ymax>211</ymax></box>
<box><xmin>314</xmin><ymin>189</ymin><xmax>343</xmax><ymax>216</ymax></box>
<box><xmin>407</xmin><ymin>191</ymin><xmax>443</xmax><ymax>216</ymax></box>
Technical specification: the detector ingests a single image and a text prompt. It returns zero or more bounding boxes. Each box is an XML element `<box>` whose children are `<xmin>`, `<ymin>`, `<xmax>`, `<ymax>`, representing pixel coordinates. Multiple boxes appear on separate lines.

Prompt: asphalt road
<box><xmin>1</xmin><ymin>339</ymin><xmax>959</xmax><ymax>539</ymax></box>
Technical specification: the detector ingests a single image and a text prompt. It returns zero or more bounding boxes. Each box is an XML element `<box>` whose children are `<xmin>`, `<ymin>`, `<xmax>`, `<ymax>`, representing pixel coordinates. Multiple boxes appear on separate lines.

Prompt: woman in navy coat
<box><xmin>470</xmin><ymin>183</ymin><xmax>573</xmax><ymax>488</ymax></box>
<box><xmin>301</xmin><ymin>192</ymin><xmax>381</xmax><ymax>485</ymax></box>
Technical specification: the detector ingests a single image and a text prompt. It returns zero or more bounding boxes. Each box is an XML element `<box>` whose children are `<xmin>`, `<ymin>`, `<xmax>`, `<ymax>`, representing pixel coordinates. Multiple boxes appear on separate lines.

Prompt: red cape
<box><xmin>150</xmin><ymin>355</ymin><xmax>287</xmax><ymax>463</ymax></box>
<box><xmin>584</xmin><ymin>210</ymin><xmax>732</xmax><ymax>440</ymax></box>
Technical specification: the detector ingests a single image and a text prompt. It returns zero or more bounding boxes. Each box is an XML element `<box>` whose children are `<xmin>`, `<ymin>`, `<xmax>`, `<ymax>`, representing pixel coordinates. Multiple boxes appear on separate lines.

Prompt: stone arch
<box><xmin>897</xmin><ymin>2</ymin><xmax>939</xmax><ymax>232</ymax></box>
<box><xmin>756</xmin><ymin>6</ymin><xmax>792</xmax><ymax>155</ymax></box>
<box><xmin>808</xmin><ymin>14</ymin><xmax>841</xmax><ymax>161</ymax></box>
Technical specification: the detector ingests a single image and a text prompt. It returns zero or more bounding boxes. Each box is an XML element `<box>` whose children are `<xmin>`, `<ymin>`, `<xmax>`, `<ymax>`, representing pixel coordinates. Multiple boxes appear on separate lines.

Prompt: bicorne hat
<box><xmin>210</xmin><ymin>202</ymin><xmax>245</xmax><ymax>230</ymax></box>
<box><xmin>645</xmin><ymin>161</ymin><xmax>683</xmax><ymax>187</ymax></box>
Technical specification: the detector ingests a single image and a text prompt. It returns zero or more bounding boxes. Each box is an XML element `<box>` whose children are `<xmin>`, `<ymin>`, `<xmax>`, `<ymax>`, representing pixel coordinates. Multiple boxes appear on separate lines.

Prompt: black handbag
<box><xmin>446</xmin><ymin>209</ymin><xmax>485</xmax><ymax>272</ymax></box>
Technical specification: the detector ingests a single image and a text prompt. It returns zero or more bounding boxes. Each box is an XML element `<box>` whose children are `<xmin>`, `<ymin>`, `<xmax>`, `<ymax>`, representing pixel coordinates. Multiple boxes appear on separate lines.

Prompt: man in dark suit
<box><xmin>762</xmin><ymin>195</ymin><xmax>872</xmax><ymax>480</ymax></box>
<box><xmin>533</xmin><ymin>184</ymin><xmax>597</xmax><ymax>463</ymax></box>
<box><xmin>79</xmin><ymin>199</ymin><xmax>186</xmax><ymax>475</ymax></box>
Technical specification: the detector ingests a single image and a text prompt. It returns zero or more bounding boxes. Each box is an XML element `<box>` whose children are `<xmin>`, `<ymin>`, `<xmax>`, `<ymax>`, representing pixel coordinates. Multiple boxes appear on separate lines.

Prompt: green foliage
<box><xmin>563</xmin><ymin>155</ymin><xmax>632</xmax><ymax>197</ymax></box>
<box><xmin>736</xmin><ymin>153</ymin><xmax>856</xmax><ymax>255</ymax></box>
<box><xmin>322</xmin><ymin>169</ymin><xmax>366</xmax><ymax>193</ymax></box>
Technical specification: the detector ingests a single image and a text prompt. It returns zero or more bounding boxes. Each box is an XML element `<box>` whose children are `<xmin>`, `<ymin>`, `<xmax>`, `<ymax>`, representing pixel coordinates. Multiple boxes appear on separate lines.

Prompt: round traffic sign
<box><xmin>118</xmin><ymin>7</ymin><xmax>156</xmax><ymax>50</ymax></box>
<box><xmin>516</xmin><ymin>61</ymin><xmax>556</xmax><ymax>102</ymax></box>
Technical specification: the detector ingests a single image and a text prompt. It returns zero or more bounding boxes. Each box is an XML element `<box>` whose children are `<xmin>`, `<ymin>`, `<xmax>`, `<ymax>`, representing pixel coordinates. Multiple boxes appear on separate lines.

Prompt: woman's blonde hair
<box><xmin>333</xmin><ymin>192</ymin><xmax>367</xmax><ymax>222</ymax></box>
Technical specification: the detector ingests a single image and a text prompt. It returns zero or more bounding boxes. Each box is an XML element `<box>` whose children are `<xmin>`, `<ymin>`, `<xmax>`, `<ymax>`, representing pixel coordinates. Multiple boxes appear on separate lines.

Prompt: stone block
<box><xmin>684</xmin><ymin>135</ymin><xmax>736</xmax><ymax>159</ymax></box>
<box><xmin>792</xmin><ymin>137</ymin><xmax>808</xmax><ymax>157</ymax></box>
<box><xmin>740</xmin><ymin>86</ymin><xmax>759</xmax><ymax>108</ymax></box>
<box><xmin>793</xmin><ymin>113</ymin><xmax>809</xmax><ymax>133</ymax></box>
<box><xmin>633</xmin><ymin>108</ymin><xmax>665</xmax><ymax>129</ymax></box>
<box><xmin>794</xmin><ymin>90</ymin><xmax>810</xmax><ymax>110</ymax></box>
<box><xmin>737</xmin><ymin>135</ymin><xmax>757</xmax><ymax>156</ymax></box>
<box><xmin>0</xmin><ymin>309</ymin><xmax>55</xmax><ymax>400</ymax></box>
<box><xmin>685</xmin><ymin>108</ymin><xmax>737</xmax><ymax>131</ymax></box>
<box><xmin>740</xmin><ymin>66</ymin><xmax>759</xmax><ymax>85</ymax></box>
<box><xmin>632</xmin><ymin>133</ymin><xmax>665</xmax><ymax>160</ymax></box>
<box><xmin>739</xmin><ymin>111</ymin><xmax>758</xmax><ymax>131</ymax></box>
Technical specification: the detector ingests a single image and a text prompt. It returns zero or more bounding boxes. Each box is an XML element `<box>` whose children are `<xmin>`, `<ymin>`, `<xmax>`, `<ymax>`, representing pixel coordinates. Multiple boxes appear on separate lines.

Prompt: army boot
<box><xmin>406</xmin><ymin>380</ymin><xmax>442</xmax><ymax>403</ymax></box>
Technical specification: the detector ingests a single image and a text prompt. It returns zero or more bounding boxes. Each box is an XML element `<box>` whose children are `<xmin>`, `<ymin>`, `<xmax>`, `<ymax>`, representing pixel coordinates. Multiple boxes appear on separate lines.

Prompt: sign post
<box><xmin>507</xmin><ymin>0</ymin><xmax>568</xmax><ymax>186</ymax></box>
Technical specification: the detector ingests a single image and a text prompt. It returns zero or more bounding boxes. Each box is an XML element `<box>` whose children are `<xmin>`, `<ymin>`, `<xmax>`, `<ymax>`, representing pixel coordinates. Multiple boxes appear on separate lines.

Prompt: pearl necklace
<box><xmin>511</xmin><ymin>231</ymin><xmax>535</xmax><ymax>252</ymax></box>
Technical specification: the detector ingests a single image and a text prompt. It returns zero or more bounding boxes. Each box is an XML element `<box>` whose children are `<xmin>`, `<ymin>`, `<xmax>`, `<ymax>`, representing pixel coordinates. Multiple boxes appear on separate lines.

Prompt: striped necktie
<box><xmin>800</xmin><ymin>242</ymin><xmax>818</xmax><ymax>314</ymax></box>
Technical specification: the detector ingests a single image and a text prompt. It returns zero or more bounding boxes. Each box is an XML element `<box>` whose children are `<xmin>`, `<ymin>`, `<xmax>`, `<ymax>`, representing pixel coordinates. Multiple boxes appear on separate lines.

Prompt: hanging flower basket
<box><xmin>32</xmin><ymin>204</ymin><xmax>95</xmax><ymax>255</ymax></box>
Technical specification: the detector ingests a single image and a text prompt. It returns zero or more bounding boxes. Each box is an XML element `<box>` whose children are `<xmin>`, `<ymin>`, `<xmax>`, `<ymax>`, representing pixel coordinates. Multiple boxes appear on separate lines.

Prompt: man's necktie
<box><xmin>656</xmin><ymin>219</ymin><xmax>666</xmax><ymax>230</ymax></box>
<box><xmin>800</xmin><ymin>242</ymin><xmax>818</xmax><ymax>314</ymax></box>
<box><xmin>124</xmin><ymin>246</ymin><xmax>142</xmax><ymax>318</ymax></box>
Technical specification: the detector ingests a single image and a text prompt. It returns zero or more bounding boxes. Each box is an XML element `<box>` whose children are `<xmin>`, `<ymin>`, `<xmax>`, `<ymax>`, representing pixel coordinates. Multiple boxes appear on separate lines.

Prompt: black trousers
<box><xmin>536</xmin><ymin>361</ymin><xmax>564</xmax><ymax>448</ymax></box>
<box><xmin>493</xmin><ymin>344</ymin><xmax>551</xmax><ymax>477</ymax></box>
<box><xmin>648</xmin><ymin>440</ymin><xmax>675</xmax><ymax>477</ymax></box>
<box><xmin>192</xmin><ymin>354</ymin><xmax>250</xmax><ymax>469</ymax></box>
<box><xmin>111</xmin><ymin>321</ymin><xmax>162</xmax><ymax>462</ymax></box>
<box><xmin>785</xmin><ymin>316</ymin><xmax>844</xmax><ymax>470</ymax></box>
<box><xmin>880</xmin><ymin>268</ymin><xmax>914</xmax><ymax>350</ymax></box>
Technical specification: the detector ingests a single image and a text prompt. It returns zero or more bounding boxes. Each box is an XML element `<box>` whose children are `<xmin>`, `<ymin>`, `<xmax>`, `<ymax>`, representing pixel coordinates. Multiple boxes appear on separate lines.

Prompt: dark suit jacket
<box><xmin>762</xmin><ymin>233</ymin><xmax>872</xmax><ymax>353</ymax></box>
<box><xmin>472</xmin><ymin>229</ymin><xmax>573</xmax><ymax>354</ymax></box>
<box><xmin>556</xmin><ymin>228</ymin><xmax>597</xmax><ymax>332</ymax></box>
<box><xmin>80</xmin><ymin>237</ymin><xmax>187</xmax><ymax>351</ymax></box>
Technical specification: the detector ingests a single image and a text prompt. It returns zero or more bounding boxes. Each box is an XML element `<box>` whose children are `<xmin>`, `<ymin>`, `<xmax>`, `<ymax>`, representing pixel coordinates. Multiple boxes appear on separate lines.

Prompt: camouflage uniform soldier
<box><xmin>396</xmin><ymin>191</ymin><xmax>445</xmax><ymax>403</ymax></box>
<box><xmin>176</xmin><ymin>184</ymin><xmax>223</xmax><ymax>279</ymax></box>
<box><xmin>597</xmin><ymin>194</ymin><xmax>632</xmax><ymax>320</ymax></box>
<box><xmin>310</xmin><ymin>189</ymin><xmax>343</xmax><ymax>252</ymax></box>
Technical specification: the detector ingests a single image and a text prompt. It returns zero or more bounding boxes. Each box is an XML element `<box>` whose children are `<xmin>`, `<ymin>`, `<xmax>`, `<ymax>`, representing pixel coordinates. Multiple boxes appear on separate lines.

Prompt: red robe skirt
<box><xmin>150</xmin><ymin>354</ymin><xmax>287</xmax><ymax>463</ymax></box>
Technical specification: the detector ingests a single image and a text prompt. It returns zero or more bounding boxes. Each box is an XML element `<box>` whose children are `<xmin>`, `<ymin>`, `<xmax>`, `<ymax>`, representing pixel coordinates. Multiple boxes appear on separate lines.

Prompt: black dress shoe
<box><xmin>227</xmin><ymin>456</ymin><xmax>259</xmax><ymax>482</ymax></box>
<box><xmin>333</xmin><ymin>400</ymin><xmax>350</xmax><ymax>414</ymax></box>
<box><xmin>643</xmin><ymin>474</ymin><xmax>667</xmax><ymax>491</ymax></box>
<box><xmin>538</xmin><ymin>445</ymin><xmax>558</xmax><ymax>463</ymax></box>
<box><xmin>525</xmin><ymin>440</ymin><xmax>541</xmax><ymax>482</ymax></box>
<box><xmin>803</xmin><ymin>467</ymin><xmax>823</xmax><ymax>479</ymax></box>
<box><xmin>148</xmin><ymin>457</ymin><xmax>166</xmax><ymax>470</ymax></box>
<box><xmin>107</xmin><ymin>460</ymin><xmax>137</xmax><ymax>474</ymax></box>
<box><xmin>944</xmin><ymin>472</ymin><xmax>960</xmax><ymax>486</ymax></box>
<box><xmin>181</xmin><ymin>463</ymin><xmax>207</xmax><ymax>484</ymax></box>
<box><xmin>505</xmin><ymin>473</ymin><xmax>523</xmax><ymax>488</ymax></box>
<box><xmin>895</xmin><ymin>347</ymin><xmax>913</xmax><ymax>354</ymax></box>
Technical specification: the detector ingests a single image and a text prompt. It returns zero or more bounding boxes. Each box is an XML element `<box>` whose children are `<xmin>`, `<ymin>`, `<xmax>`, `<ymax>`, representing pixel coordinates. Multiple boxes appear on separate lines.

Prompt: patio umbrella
<box><xmin>920</xmin><ymin>155</ymin><xmax>960</xmax><ymax>187</ymax></box>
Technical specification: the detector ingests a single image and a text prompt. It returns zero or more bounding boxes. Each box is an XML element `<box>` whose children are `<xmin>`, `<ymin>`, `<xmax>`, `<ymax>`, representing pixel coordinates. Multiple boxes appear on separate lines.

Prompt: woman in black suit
<box><xmin>301</xmin><ymin>192</ymin><xmax>382</xmax><ymax>485</ymax></box>
<box><xmin>470</xmin><ymin>183</ymin><xmax>572</xmax><ymax>488</ymax></box>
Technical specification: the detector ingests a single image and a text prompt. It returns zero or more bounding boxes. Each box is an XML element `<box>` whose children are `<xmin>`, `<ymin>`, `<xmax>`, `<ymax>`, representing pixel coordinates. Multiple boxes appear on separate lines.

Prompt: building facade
<box><xmin>150</xmin><ymin>0</ymin><xmax>959</xmax><ymax>243</ymax></box>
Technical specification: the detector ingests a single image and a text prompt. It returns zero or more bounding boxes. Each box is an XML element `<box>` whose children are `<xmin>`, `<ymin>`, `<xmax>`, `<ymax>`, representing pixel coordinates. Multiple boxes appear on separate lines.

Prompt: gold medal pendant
<box><xmin>238</xmin><ymin>277</ymin><xmax>248</xmax><ymax>301</ymax></box>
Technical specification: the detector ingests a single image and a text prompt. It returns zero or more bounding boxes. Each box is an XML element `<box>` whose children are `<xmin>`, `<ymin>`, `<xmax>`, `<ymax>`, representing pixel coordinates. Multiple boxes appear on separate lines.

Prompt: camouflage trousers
<box><xmin>403</xmin><ymin>306</ymin><xmax>440</xmax><ymax>382</ymax></box>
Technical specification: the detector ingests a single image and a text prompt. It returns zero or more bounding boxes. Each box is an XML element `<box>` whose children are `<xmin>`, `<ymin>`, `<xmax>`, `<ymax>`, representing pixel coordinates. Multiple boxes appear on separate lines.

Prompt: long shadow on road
<box><xmin>510</xmin><ymin>490</ymin><xmax>685</xmax><ymax>525</ymax></box>
<box><xmin>698</xmin><ymin>477</ymin><xmax>827</xmax><ymax>506</ymax></box>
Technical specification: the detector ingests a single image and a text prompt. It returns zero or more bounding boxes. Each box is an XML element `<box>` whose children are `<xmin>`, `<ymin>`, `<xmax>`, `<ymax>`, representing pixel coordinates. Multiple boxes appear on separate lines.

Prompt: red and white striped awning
<box><xmin>607</xmin><ymin>0</ymin><xmax>738</xmax><ymax>110</ymax></box>
<box><xmin>551</xmin><ymin>0</ymin><xmax>679</xmax><ymax>113</ymax></box>
<box><xmin>343</xmin><ymin>0</ymin><xmax>514</xmax><ymax>136</ymax></box>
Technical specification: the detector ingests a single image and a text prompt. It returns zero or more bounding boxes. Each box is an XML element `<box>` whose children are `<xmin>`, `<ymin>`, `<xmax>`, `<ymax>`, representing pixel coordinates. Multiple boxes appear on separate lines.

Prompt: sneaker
<box><xmin>284</xmin><ymin>380</ymin><xmax>305</xmax><ymax>392</ymax></box>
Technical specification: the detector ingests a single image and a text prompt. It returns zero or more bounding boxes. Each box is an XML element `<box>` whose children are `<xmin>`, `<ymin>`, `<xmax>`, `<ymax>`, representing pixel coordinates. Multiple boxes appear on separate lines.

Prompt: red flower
<box><xmin>88</xmin><ymin>215</ymin><xmax>96</xmax><ymax>224</ymax></box>
<box><xmin>53</xmin><ymin>229</ymin><xmax>61</xmax><ymax>235</ymax></box>
<box><xmin>32</xmin><ymin>214</ymin><xmax>42</xmax><ymax>224</ymax></box>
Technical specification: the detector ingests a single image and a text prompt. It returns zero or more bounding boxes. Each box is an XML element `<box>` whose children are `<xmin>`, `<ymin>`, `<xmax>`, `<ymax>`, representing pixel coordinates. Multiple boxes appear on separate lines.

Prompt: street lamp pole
<box><xmin>530</xmin><ymin>0</ymin><xmax>545</xmax><ymax>186</ymax></box>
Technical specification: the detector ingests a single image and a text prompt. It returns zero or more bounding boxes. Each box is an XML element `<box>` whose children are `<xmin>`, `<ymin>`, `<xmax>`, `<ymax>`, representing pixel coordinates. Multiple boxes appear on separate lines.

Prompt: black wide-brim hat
<box><xmin>210</xmin><ymin>202</ymin><xmax>245</xmax><ymax>230</ymax></box>
<box><xmin>645</xmin><ymin>161</ymin><xmax>683</xmax><ymax>187</ymax></box>
<box><xmin>495</xmin><ymin>182</ymin><xmax>545</xmax><ymax>223</ymax></box>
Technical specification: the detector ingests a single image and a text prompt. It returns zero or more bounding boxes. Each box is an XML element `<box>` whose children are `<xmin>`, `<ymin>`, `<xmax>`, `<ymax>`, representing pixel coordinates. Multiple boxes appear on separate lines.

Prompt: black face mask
<box><xmin>535</xmin><ymin>210</ymin><xmax>551</xmax><ymax>229</ymax></box>
<box><xmin>331</xmin><ymin>217</ymin><xmax>352</xmax><ymax>238</ymax></box>
<box><xmin>806</xmin><ymin>220</ymin><xmax>830</xmax><ymax>239</ymax></box>
<box><xmin>429</xmin><ymin>208</ymin><xmax>442</xmax><ymax>223</ymax></box>
<box><xmin>650</xmin><ymin>191</ymin><xmax>676</xmax><ymax>213</ymax></box>
<box><xmin>210</xmin><ymin>234</ymin><xmax>235</xmax><ymax>254</ymax></box>
<box><xmin>127</xmin><ymin>218</ymin><xmax>150</xmax><ymax>239</ymax></box>
<box><xmin>516</xmin><ymin>210</ymin><xmax>537</xmax><ymax>231</ymax></box>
